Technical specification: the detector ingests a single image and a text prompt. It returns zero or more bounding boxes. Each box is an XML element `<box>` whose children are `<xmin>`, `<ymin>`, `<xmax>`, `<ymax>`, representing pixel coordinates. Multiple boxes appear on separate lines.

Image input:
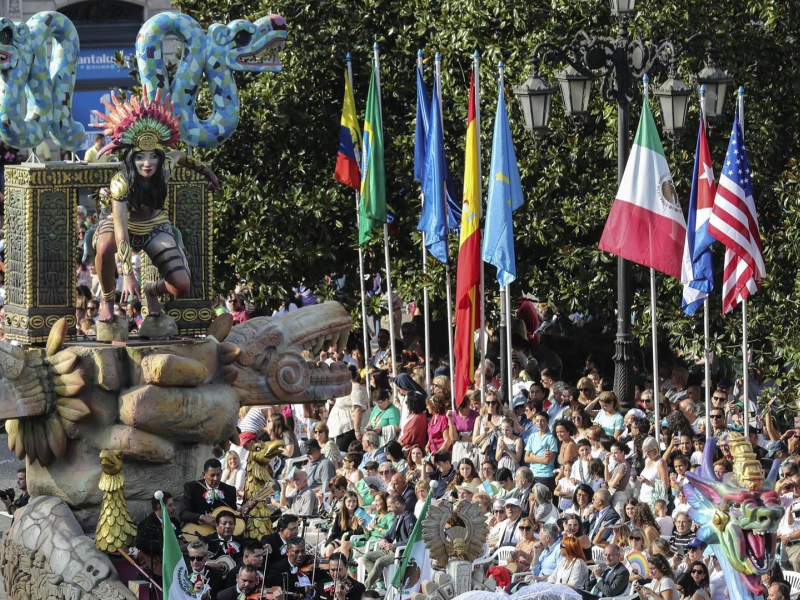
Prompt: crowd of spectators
<box><xmin>115</xmin><ymin>291</ymin><xmax>800</xmax><ymax>600</ymax></box>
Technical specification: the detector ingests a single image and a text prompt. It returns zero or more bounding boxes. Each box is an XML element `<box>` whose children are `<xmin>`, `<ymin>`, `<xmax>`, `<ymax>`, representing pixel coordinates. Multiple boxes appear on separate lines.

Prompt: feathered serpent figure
<box><xmin>682</xmin><ymin>434</ymin><xmax>783</xmax><ymax>600</ymax></box>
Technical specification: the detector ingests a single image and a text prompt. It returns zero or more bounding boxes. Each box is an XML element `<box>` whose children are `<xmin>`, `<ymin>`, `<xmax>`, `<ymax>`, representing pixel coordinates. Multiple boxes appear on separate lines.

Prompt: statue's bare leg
<box><xmin>142</xmin><ymin>232</ymin><xmax>191</xmax><ymax>317</ymax></box>
<box><xmin>94</xmin><ymin>232</ymin><xmax>118</xmax><ymax>323</ymax></box>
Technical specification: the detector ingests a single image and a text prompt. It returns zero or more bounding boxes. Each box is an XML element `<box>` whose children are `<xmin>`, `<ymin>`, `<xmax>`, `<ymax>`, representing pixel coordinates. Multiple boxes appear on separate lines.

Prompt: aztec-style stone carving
<box><xmin>95</xmin><ymin>449</ymin><xmax>136</xmax><ymax>554</ymax></box>
<box><xmin>242</xmin><ymin>439</ymin><xmax>285</xmax><ymax>540</ymax></box>
<box><xmin>2</xmin><ymin>303</ymin><xmax>351</xmax><ymax>530</ymax></box>
<box><xmin>1</xmin><ymin>495</ymin><xmax>135</xmax><ymax>599</ymax></box>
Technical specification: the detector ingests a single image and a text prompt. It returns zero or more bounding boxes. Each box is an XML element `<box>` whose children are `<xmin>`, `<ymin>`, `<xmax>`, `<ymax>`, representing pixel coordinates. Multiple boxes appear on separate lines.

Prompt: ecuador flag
<box><xmin>334</xmin><ymin>71</ymin><xmax>361</xmax><ymax>189</ymax></box>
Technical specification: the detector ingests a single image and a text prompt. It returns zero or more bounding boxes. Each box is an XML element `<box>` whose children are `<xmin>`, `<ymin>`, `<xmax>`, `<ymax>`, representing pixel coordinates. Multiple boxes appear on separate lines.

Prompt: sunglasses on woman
<box><xmin>519</xmin><ymin>526</ymin><xmax>532</xmax><ymax>531</ymax></box>
<box><xmin>691</xmin><ymin>569</ymin><xmax>706</xmax><ymax>575</ymax></box>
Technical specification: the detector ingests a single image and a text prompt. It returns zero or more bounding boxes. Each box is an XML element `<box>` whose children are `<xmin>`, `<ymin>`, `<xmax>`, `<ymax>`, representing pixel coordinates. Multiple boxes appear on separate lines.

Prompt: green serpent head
<box><xmin>0</xmin><ymin>19</ymin><xmax>29</xmax><ymax>70</ymax></box>
<box><xmin>208</xmin><ymin>14</ymin><xmax>286</xmax><ymax>73</ymax></box>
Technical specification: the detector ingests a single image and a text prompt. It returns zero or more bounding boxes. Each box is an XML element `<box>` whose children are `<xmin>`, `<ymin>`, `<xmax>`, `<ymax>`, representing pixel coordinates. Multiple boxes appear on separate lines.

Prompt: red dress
<box><xmin>427</xmin><ymin>414</ymin><xmax>449</xmax><ymax>453</ymax></box>
<box><xmin>399</xmin><ymin>413</ymin><xmax>428</xmax><ymax>448</ymax></box>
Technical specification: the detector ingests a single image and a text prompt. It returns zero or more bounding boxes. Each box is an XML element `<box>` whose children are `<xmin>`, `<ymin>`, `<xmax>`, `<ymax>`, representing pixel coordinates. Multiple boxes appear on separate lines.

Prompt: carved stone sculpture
<box><xmin>242</xmin><ymin>439</ymin><xmax>285</xmax><ymax>540</ymax></box>
<box><xmin>95</xmin><ymin>449</ymin><xmax>137</xmax><ymax>554</ymax></box>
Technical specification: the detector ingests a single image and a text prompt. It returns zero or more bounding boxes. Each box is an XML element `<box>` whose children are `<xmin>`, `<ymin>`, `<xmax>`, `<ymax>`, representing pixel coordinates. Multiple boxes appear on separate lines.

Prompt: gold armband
<box><xmin>109</xmin><ymin>175</ymin><xmax>129</xmax><ymax>202</ymax></box>
<box><xmin>118</xmin><ymin>239</ymin><xmax>134</xmax><ymax>276</ymax></box>
<box><xmin>185</xmin><ymin>155</ymin><xmax>207</xmax><ymax>174</ymax></box>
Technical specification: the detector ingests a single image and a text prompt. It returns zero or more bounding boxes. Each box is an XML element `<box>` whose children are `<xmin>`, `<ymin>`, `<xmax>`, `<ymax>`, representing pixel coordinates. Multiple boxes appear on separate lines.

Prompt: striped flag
<box><xmin>599</xmin><ymin>96</ymin><xmax>686</xmax><ymax>279</ymax></box>
<box><xmin>707</xmin><ymin>109</ymin><xmax>765</xmax><ymax>313</ymax></box>
<box><xmin>454</xmin><ymin>72</ymin><xmax>482</xmax><ymax>406</ymax></box>
<box><xmin>681</xmin><ymin>117</ymin><xmax>716</xmax><ymax>315</ymax></box>
<box><xmin>334</xmin><ymin>70</ymin><xmax>361</xmax><ymax>189</ymax></box>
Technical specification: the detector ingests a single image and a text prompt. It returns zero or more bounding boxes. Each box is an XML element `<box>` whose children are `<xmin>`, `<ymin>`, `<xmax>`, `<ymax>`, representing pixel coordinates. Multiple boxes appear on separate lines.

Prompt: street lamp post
<box><xmin>513</xmin><ymin>2</ymin><xmax>730</xmax><ymax>409</ymax></box>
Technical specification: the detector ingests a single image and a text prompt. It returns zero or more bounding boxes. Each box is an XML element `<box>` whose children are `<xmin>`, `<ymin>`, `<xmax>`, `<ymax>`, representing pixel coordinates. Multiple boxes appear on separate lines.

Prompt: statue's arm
<box><xmin>169</xmin><ymin>151</ymin><xmax>220</xmax><ymax>191</ymax></box>
<box><xmin>112</xmin><ymin>199</ymin><xmax>140</xmax><ymax>301</ymax></box>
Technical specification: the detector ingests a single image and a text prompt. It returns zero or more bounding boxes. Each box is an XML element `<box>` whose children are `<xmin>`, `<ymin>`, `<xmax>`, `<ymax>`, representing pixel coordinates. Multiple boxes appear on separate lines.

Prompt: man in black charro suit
<box><xmin>180</xmin><ymin>458</ymin><xmax>238</xmax><ymax>527</ymax></box>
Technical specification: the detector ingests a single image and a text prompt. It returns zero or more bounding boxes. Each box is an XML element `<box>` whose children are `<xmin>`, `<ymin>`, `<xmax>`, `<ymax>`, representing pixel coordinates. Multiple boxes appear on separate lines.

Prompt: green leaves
<box><xmin>172</xmin><ymin>0</ymin><xmax>800</xmax><ymax>397</ymax></box>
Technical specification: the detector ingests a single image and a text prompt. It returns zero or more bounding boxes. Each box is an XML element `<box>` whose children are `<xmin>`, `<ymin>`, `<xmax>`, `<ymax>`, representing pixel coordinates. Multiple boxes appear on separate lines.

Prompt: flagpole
<box><xmin>505</xmin><ymin>285</ymin><xmax>514</xmax><ymax>404</ymax></box>
<box><xmin>434</xmin><ymin>53</ymin><xmax>457</xmax><ymax>408</ymax></box>
<box><xmin>642</xmin><ymin>74</ymin><xmax>660</xmax><ymax>445</ymax></box>
<box><xmin>738</xmin><ymin>86</ymin><xmax>750</xmax><ymax>439</ymax></box>
<box><xmin>699</xmin><ymin>84</ymin><xmax>711</xmax><ymax>437</ymax></box>
<box><xmin>474</xmin><ymin>50</ymin><xmax>487</xmax><ymax>406</ymax></box>
<box><xmin>348</xmin><ymin>53</ymin><xmax>372</xmax><ymax>403</ymax></box>
<box><xmin>374</xmin><ymin>42</ymin><xmax>398</xmax><ymax>386</ymax></box>
<box><xmin>418</xmin><ymin>49</ymin><xmax>432</xmax><ymax>396</ymax></box>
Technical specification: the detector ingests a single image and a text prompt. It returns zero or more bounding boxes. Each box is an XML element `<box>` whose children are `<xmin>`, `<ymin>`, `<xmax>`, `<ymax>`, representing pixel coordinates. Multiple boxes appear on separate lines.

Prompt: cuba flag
<box><xmin>334</xmin><ymin>69</ymin><xmax>361</xmax><ymax>189</ymax></box>
<box><xmin>482</xmin><ymin>70</ymin><xmax>524</xmax><ymax>287</ymax></box>
<box><xmin>680</xmin><ymin>117</ymin><xmax>716</xmax><ymax>315</ymax></box>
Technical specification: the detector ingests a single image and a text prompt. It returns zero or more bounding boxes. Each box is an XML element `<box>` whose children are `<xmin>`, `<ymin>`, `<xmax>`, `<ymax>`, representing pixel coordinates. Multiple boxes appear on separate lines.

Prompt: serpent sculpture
<box><xmin>683</xmin><ymin>434</ymin><xmax>784</xmax><ymax>600</ymax></box>
<box><xmin>0</xmin><ymin>11</ymin><xmax>84</xmax><ymax>150</ymax></box>
<box><xmin>95</xmin><ymin>449</ymin><xmax>137</xmax><ymax>554</ymax></box>
<box><xmin>136</xmin><ymin>11</ymin><xmax>286</xmax><ymax>148</ymax></box>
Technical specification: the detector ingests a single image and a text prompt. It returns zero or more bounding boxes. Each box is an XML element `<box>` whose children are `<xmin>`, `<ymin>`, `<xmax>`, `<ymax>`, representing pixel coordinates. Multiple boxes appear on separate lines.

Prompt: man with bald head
<box><xmin>278</xmin><ymin>469</ymin><xmax>318</xmax><ymax>517</ymax></box>
<box><xmin>390</xmin><ymin>472</ymin><xmax>416</xmax><ymax>513</ymax></box>
<box><xmin>586</xmin><ymin>543</ymin><xmax>629</xmax><ymax>597</ymax></box>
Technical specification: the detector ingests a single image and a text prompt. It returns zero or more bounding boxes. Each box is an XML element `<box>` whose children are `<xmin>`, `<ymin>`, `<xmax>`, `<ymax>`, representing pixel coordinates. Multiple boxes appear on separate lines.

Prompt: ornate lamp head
<box><xmin>91</xmin><ymin>87</ymin><xmax>180</xmax><ymax>156</ymax></box>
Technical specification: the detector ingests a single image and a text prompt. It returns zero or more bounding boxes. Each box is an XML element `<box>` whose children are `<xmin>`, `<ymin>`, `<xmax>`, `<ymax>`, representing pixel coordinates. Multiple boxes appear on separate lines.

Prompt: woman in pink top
<box><xmin>426</xmin><ymin>393</ymin><xmax>452</xmax><ymax>454</ymax></box>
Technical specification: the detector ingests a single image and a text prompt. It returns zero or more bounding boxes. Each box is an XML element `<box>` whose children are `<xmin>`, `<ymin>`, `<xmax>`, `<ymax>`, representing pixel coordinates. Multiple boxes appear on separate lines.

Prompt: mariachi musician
<box><xmin>315</xmin><ymin>552</ymin><xmax>364</xmax><ymax>600</ymax></box>
<box><xmin>135</xmin><ymin>491</ymin><xmax>182</xmax><ymax>577</ymax></box>
<box><xmin>180</xmin><ymin>458</ymin><xmax>238</xmax><ymax>528</ymax></box>
<box><xmin>265</xmin><ymin>537</ymin><xmax>316</xmax><ymax>600</ymax></box>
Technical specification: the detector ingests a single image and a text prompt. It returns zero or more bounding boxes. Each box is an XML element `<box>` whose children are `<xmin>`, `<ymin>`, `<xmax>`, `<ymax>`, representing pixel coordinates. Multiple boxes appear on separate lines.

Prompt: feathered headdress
<box><xmin>91</xmin><ymin>88</ymin><xmax>181</xmax><ymax>156</ymax></box>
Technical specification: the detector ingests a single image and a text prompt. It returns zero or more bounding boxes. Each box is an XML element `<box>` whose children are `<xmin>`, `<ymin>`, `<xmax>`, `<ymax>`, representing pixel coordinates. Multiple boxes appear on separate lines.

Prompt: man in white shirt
<box><xmin>497</xmin><ymin>499</ymin><xmax>523</xmax><ymax>546</ymax></box>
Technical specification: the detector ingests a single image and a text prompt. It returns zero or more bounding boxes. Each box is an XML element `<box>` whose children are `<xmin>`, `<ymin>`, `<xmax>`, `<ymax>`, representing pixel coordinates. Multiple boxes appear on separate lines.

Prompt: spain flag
<box><xmin>454</xmin><ymin>72</ymin><xmax>482</xmax><ymax>406</ymax></box>
<box><xmin>334</xmin><ymin>71</ymin><xmax>361</xmax><ymax>189</ymax></box>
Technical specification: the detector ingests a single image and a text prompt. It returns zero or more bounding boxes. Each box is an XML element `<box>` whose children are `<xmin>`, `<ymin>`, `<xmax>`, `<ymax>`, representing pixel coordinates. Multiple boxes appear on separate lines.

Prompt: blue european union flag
<box><xmin>419</xmin><ymin>75</ymin><xmax>449</xmax><ymax>263</ymax></box>
<box><xmin>482</xmin><ymin>78</ymin><xmax>524</xmax><ymax>287</ymax></box>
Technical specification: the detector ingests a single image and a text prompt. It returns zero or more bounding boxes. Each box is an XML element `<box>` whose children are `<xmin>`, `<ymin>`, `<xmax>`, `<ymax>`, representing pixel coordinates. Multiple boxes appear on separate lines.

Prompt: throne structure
<box><xmin>2</xmin><ymin>161</ymin><xmax>214</xmax><ymax>344</ymax></box>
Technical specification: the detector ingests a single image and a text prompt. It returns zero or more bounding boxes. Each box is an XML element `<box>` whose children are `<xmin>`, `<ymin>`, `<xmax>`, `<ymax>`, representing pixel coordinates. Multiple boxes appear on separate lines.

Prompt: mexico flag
<box><xmin>599</xmin><ymin>97</ymin><xmax>686</xmax><ymax>279</ymax></box>
<box><xmin>157</xmin><ymin>493</ymin><xmax>203</xmax><ymax>599</ymax></box>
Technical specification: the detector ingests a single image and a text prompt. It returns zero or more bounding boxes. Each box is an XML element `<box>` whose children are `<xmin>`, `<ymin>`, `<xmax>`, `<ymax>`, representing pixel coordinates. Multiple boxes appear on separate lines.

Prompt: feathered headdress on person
<box><xmin>91</xmin><ymin>88</ymin><xmax>181</xmax><ymax>156</ymax></box>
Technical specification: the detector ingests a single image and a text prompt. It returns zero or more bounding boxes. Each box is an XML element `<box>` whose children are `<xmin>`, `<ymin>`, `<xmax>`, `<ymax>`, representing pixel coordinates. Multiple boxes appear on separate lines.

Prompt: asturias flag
<box><xmin>454</xmin><ymin>72</ymin><xmax>482</xmax><ymax>406</ymax></box>
<box><xmin>334</xmin><ymin>70</ymin><xmax>361</xmax><ymax>189</ymax></box>
<box><xmin>482</xmin><ymin>74</ymin><xmax>524</xmax><ymax>288</ymax></box>
<box><xmin>681</xmin><ymin>117</ymin><xmax>716</xmax><ymax>315</ymax></box>
<box><xmin>599</xmin><ymin>96</ymin><xmax>686</xmax><ymax>279</ymax></box>
<box><xmin>160</xmin><ymin>496</ymin><xmax>203</xmax><ymax>599</ymax></box>
<box><xmin>359</xmin><ymin>65</ymin><xmax>386</xmax><ymax>245</ymax></box>
<box><xmin>419</xmin><ymin>75</ymin><xmax>450</xmax><ymax>264</ymax></box>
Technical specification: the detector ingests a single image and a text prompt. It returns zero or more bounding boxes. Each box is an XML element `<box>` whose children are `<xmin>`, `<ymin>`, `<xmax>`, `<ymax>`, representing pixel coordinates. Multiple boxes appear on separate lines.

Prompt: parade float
<box><xmin>0</xmin><ymin>10</ymin><xmax>353</xmax><ymax>600</ymax></box>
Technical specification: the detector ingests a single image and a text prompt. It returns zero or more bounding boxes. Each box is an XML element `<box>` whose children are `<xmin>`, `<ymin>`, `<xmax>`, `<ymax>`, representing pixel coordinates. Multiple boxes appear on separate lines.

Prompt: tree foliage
<box><xmin>173</xmin><ymin>0</ymin><xmax>800</xmax><ymax>390</ymax></box>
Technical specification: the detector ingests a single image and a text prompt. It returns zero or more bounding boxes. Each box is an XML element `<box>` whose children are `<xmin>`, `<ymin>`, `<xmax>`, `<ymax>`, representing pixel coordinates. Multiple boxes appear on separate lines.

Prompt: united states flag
<box><xmin>707</xmin><ymin>109</ymin><xmax>765</xmax><ymax>314</ymax></box>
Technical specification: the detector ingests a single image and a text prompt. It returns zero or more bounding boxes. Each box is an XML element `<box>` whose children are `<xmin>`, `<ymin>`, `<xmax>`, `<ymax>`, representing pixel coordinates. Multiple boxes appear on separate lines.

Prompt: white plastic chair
<box><xmin>382</xmin><ymin>544</ymin><xmax>406</xmax><ymax>600</ymax></box>
<box><xmin>783</xmin><ymin>570</ymin><xmax>800</xmax><ymax>598</ymax></box>
<box><xmin>356</xmin><ymin>538</ymin><xmax>382</xmax><ymax>583</ymax></box>
<box><xmin>472</xmin><ymin>544</ymin><xmax>515</xmax><ymax>569</ymax></box>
